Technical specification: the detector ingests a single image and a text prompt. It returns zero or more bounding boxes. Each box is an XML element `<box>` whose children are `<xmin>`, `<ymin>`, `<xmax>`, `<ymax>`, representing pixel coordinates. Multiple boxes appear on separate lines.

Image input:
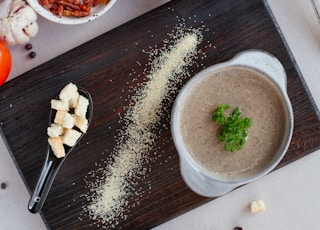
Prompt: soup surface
<box><xmin>178</xmin><ymin>66</ymin><xmax>287</xmax><ymax>180</ymax></box>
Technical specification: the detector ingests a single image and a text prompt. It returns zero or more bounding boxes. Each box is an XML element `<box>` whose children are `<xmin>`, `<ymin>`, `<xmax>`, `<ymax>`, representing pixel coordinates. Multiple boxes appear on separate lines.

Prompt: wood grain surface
<box><xmin>1</xmin><ymin>0</ymin><xmax>320</xmax><ymax>229</ymax></box>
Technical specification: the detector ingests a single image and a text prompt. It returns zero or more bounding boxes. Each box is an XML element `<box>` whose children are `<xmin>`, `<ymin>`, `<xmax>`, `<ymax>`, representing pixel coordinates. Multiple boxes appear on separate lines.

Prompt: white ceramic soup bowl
<box><xmin>171</xmin><ymin>50</ymin><xmax>294</xmax><ymax>197</ymax></box>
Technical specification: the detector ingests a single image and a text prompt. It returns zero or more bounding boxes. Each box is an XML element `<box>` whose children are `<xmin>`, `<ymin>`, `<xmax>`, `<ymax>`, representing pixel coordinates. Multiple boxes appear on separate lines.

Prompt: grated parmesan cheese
<box><xmin>84</xmin><ymin>27</ymin><xmax>203</xmax><ymax>227</ymax></box>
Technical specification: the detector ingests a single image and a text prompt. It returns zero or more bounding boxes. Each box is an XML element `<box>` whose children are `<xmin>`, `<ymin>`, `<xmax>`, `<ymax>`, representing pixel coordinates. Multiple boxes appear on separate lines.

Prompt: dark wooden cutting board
<box><xmin>1</xmin><ymin>0</ymin><xmax>320</xmax><ymax>229</ymax></box>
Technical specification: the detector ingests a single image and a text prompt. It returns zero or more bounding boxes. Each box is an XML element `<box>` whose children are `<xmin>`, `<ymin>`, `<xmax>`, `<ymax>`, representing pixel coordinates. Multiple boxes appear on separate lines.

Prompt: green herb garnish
<box><xmin>212</xmin><ymin>104</ymin><xmax>252</xmax><ymax>152</ymax></box>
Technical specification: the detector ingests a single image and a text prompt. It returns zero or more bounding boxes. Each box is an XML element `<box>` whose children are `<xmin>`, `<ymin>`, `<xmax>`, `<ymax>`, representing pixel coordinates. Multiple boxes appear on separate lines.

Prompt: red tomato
<box><xmin>0</xmin><ymin>40</ymin><xmax>12</xmax><ymax>86</ymax></box>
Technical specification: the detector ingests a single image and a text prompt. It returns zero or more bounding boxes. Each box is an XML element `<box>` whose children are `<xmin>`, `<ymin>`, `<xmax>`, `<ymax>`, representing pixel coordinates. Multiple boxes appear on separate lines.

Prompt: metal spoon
<box><xmin>28</xmin><ymin>87</ymin><xmax>93</xmax><ymax>214</ymax></box>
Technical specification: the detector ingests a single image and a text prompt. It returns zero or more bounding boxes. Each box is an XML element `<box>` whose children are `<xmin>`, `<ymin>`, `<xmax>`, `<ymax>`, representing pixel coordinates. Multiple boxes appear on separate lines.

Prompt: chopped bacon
<box><xmin>63</xmin><ymin>10</ymin><xmax>90</xmax><ymax>17</ymax></box>
<box><xmin>57</xmin><ymin>4</ymin><xmax>63</xmax><ymax>17</ymax></box>
<box><xmin>38</xmin><ymin>0</ymin><xmax>108</xmax><ymax>17</ymax></box>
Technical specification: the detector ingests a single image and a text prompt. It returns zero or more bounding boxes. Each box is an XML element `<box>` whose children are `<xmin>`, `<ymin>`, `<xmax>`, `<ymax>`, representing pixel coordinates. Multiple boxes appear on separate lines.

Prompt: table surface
<box><xmin>1</xmin><ymin>0</ymin><xmax>320</xmax><ymax>229</ymax></box>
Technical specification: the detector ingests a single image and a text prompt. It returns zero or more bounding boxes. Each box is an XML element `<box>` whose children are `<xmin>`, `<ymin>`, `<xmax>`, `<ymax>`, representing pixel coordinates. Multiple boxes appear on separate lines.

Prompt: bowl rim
<box><xmin>26</xmin><ymin>0</ymin><xmax>117</xmax><ymax>25</ymax></box>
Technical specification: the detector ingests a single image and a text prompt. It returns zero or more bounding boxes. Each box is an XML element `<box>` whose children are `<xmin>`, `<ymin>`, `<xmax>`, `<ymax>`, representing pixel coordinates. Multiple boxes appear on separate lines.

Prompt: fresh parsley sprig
<box><xmin>212</xmin><ymin>104</ymin><xmax>252</xmax><ymax>152</ymax></box>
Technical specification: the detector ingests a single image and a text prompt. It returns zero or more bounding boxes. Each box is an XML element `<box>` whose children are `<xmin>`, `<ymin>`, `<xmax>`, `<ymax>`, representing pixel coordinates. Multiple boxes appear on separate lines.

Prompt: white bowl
<box><xmin>171</xmin><ymin>50</ymin><xmax>294</xmax><ymax>197</ymax></box>
<box><xmin>26</xmin><ymin>0</ymin><xmax>117</xmax><ymax>25</ymax></box>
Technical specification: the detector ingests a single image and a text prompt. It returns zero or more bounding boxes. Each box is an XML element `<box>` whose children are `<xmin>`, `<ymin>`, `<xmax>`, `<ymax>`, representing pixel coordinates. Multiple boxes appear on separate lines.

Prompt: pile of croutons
<box><xmin>47</xmin><ymin>83</ymin><xmax>89</xmax><ymax>158</ymax></box>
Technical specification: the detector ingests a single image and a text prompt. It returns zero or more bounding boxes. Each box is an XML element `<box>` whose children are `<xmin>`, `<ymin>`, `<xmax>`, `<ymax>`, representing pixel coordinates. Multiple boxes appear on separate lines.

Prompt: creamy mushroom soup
<box><xmin>178</xmin><ymin>66</ymin><xmax>287</xmax><ymax>180</ymax></box>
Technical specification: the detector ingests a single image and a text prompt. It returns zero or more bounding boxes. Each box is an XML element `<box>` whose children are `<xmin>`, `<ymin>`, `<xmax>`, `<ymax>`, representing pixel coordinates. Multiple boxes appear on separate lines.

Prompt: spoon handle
<box><xmin>28</xmin><ymin>150</ymin><xmax>61</xmax><ymax>213</ymax></box>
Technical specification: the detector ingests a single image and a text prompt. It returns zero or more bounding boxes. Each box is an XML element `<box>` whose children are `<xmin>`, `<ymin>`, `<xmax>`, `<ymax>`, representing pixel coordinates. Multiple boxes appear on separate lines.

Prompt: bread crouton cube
<box><xmin>47</xmin><ymin>123</ymin><xmax>64</xmax><ymax>137</ymax></box>
<box><xmin>50</xmin><ymin>99</ymin><xmax>69</xmax><ymax>111</ymax></box>
<box><xmin>54</xmin><ymin>110</ymin><xmax>74</xmax><ymax>129</ymax></box>
<box><xmin>72</xmin><ymin>114</ymin><xmax>88</xmax><ymax>133</ymax></box>
<box><xmin>62</xmin><ymin>129</ymin><xmax>82</xmax><ymax>147</ymax></box>
<box><xmin>69</xmin><ymin>90</ymin><xmax>80</xmax><ymax>108</ymax></box>
<box><xmin>75</xmin><ymin>95</ymin><xmax>89</xmax><ymax>118</ymax></box>
<box><xmin>54</xmin><ymin>110</ymin><xmax>67</xmax><ymax>125</ymax></box>
<box><xmin>250</xmin><ymin>200</ymin><xmax>266</xmax><ymax>213</ymax></box>
<box><xmin>62</xmin><ymin>112</ymin><xmax>74</xmax><ymax>129</ymax></box>
<box><xmin>59</xmin><ymin>83</ymin><xmax>78</xmax><ymax>103</ymax></box>
<box><xmin>48</xmin><ymin>137</ymin><xmax>65</xmax><ymax>158</ymax></box>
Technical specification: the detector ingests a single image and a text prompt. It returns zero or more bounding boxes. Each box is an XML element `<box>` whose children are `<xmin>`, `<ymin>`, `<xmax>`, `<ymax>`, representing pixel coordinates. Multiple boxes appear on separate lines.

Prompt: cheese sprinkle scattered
<box><xmin>84</xmin><ymin>29</ymin><xmax>202</xmax><ymax>227</ymax></box>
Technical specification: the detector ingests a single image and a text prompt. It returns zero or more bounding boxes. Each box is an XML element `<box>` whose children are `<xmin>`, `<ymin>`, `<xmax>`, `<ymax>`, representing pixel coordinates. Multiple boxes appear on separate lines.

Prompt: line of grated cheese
<box><xmin>84</xmin><ymin>29</ymin><xmax>202</xmax><ymax>227</ymax></box>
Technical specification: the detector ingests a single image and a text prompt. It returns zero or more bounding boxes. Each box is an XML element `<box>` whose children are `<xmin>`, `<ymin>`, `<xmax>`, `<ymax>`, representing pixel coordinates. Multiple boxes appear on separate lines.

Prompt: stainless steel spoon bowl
<box><xmin>28</xmin><ymin>86</ymin><xmax>93</xmax><ymax>214</ymax></box>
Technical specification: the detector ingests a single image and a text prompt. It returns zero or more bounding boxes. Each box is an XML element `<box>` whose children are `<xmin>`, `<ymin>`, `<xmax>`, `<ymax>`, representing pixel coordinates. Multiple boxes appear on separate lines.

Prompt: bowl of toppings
<box><xmin>171</xmin><ymin>49</ymin><xmax>294</xmax><ymax>197</ymax></box>
<box><xmin>26</xmin><ymin>0</ymin><xmax>117</xmax><ymax>24</ymax></box>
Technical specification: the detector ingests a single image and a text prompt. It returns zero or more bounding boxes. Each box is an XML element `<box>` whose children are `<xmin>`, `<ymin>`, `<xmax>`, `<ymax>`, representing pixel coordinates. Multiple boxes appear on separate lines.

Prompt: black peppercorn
<box><xmin>29</xmin><ymin>51</ymin><xmax>36</xmax><ymax>58</ymax></box>
<box><xmin>234</xmin><ymin>227</ymin><xmax>243</xmax><ymax>230</ymax></box>
<box><xmin>1</xmin><ymin>182</ymin><xmax>7</xmax><ymax>190</ymax></box>
<box><xmin>25</xmin><ymin>43</ymin><xmax>33</xmax><ymax>50</ymax></box>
